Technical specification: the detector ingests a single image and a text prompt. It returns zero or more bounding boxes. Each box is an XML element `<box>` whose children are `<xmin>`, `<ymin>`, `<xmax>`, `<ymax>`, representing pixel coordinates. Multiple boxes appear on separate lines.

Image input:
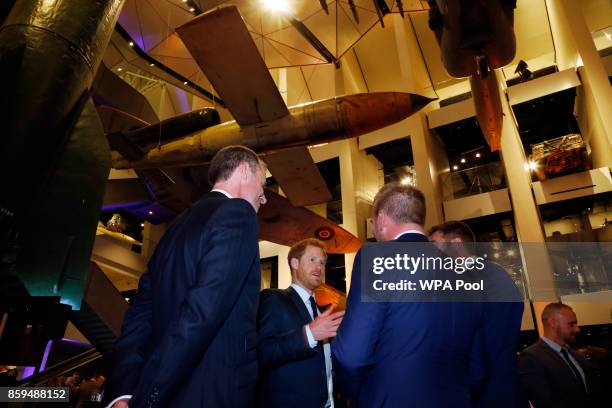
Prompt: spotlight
<box><xmin>189</xmin><ymin>7</ymin><xmax>195</xmax><ymax>12</ymax></box>
<box><xmin>129</xmin><ymin>41</ymin><xmax>134</xmax><ymax>47</ymax></box>
<box><xmin>475</xmin><ymin>152</ymin><xmax>481</xmax><ymax>158</ymax></box>
<box><xmin>514</xmin><ymin>60</ymin><xmax>532</xmax><ymax>82</ymax></box>
<box><xmin>140</xmin><ymin>223</ymin><xmax>145</xmax><ymax>227</ymax></box>
<box><xmin>460</xmin><ymin>158</ymin><xmax>466</xmax><ymax>164</ymax></box>
<box><xmin>117</xmin><ymin>67</ymin><xmax>123</xmax><ymax>72</ymax></box>
<box><xmin>452</xmin><ymin>165</ymin><xmax>458</xmax><ymax>170</ymax></box>
<box><xmin>149</xmin><ymin>63</ymin><xmax>155</xmax><ymax>67</ymax></box>
<box><xmin>148</xmin><ymin>210</ymin><xmax>154</xmax><ymax>215</ymax></box>
<box><xmin>183</xmin><ymin>81</ymin><xmax>188</xmax><ymax>85</ymax></box>
<box><xmin>263</xmin><ymin>0</ymin><xmax>291</xmax><ymax>13</ymax></box>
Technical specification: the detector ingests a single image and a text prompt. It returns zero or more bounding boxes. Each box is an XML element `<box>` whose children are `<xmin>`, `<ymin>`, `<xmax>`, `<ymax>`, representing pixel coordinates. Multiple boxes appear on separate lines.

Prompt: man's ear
<box><xmin>290</xmin><ymin>257</ymin><xmax>299</xmax><ymax>271</ymax></box>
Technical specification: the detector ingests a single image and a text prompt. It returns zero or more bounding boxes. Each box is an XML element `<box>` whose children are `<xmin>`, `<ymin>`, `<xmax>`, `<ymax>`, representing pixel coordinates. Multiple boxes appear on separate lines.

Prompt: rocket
<box><xmin>0</xmin><ymin>0</ymin><xmax>125</xmax><ymax>307</ymax></box>
<box><xmin>112</xmin><ymin>92</ymin><xmax>433</xmax><ymax>170</ymax></box>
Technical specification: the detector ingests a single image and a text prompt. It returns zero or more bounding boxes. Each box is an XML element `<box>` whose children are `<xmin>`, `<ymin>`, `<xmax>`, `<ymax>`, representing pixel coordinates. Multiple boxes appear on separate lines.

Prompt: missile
<box><xmin>0</xmin><ymin>0</ymin><xmax>124</xmax><ymax>305</ymax></box>
<box><xmin>115</xmin><ymin>107</ymin><xmax>220</xmax><ymax>146</ymax></box>
<box><xmin>113</xmin><ymin>92</ymin><xmax>434</xmax><ymax>169</ymax></box>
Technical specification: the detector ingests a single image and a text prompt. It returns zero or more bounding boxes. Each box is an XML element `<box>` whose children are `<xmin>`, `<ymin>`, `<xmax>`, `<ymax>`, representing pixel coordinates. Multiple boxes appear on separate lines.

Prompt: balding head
<box><xmin>541</xmin><ymin>302</ymin><xmax>580</xmax><ymax>347</ymax></box>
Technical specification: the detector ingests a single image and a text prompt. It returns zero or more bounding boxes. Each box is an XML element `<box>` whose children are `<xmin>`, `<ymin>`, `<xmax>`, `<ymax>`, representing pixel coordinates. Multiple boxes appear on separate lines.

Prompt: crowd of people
<box><xmin>101</xmin><ymin>145</ymin><xmax>605</xmax><ymax>408</ymax></box>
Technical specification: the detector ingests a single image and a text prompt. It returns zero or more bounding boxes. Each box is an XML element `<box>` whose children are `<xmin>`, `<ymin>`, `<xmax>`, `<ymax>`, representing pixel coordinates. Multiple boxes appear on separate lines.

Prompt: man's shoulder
<box><xmin>261</xmin><ymin>288</ymin><xmax>293</xmax><ymax>300</ymax></box>
<box><xmin>522</xmin><ymin>339</ymin><xmax>550</xmax><ymax>358</ymax></box>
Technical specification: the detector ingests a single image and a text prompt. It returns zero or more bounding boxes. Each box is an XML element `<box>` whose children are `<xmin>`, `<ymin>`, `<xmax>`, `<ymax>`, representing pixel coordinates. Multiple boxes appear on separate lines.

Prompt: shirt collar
<box><xmin>393</xmin><ymin>230</ymin><xmax>426</xmax><ymax>240</ymax></box>
<box><xmin>291</xmin><ymin>283</ymin><xmax>313</xmax><ymax>302</ymax></box>
<box><xmin>542</xmin><ymin>336</ymin><xmax>564</xmax><ymax>353</ymax></box>
<box><xmin>211</xmin><ymin>188</ymin><xmax>232</xmax><ymax>198</ymax></box>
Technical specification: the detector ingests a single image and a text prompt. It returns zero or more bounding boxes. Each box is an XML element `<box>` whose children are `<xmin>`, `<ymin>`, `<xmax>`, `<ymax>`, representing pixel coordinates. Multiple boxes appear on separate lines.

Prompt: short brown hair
<box><xmin>208</xmin><ymin>145</ymin><xmax>265</xmax><ymax>185</ymax></box>
<box><xmin>542</xmin><ymin>302</ymin><xmax>573</xmax><ymax>324</ymax></box>
<box><xmin>429</xmin><ymin>221</ymin><xmax>475</xmax><ymax>242</ymax></box>
<box><xmin>288</xmin><ymin>238</ymin><xmax>327</xmax><ymax>272</ymax></box>
<box><xmin>372</xmin><ymin>183</ymin><xmax>426</xmax><ymax>226</ymax></box>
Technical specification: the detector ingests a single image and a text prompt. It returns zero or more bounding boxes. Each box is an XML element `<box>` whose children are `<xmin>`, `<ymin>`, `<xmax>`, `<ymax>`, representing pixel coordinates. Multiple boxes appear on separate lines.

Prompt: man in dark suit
<box><xmin>519</xmin><ymin>302</ymin><xmax>601</xmax><ymax>408</ymax></box>
<box><xmin>257</xmin><ymin>238</ymin><xmax>344</xmax><ymax>408</ymax></box>
<box><xmin>332</xmin><ymin>183</ymin><xmax>485</xmax><ymax>408</ymax></box>
<box><xmin>103</xmin><ymin>145</ymin><xmax>267</xmax><ymax>408</ymax></box>
<box><xmin>429</xmin><ymin>221</ymin><xmax>524</xmax><ymax>408</ymax></box>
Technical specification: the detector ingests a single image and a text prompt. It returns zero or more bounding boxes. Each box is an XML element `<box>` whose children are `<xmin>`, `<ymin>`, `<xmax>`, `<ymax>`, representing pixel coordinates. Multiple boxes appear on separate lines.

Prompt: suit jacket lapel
<box><xmin>287</xmin><ymin>287</ymin><xmax>313</xmax><ymax>325</ymax></box>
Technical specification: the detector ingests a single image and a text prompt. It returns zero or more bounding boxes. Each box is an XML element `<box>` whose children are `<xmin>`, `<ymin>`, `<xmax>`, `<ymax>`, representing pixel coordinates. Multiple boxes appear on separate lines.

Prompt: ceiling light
<box><xmin>189</xmin><ymin>7</ymin><xmax>195</xmax><ymax>12</ymax></box>
<box><xmin>149</xmin><ymin>63</ymin><xmax>155</xmax><ymax>67</ymax></box>
<box><xmin>263</xmin><ymin>0</ymin><xmax>291</xmax><ymax>13</ymax></box>
<box><xmin>148</xmin><ymin>210</ymin><xmax>153</xmax><ymax>215</ymax></box>
<box><xmin>182</xmin><ymin>0</ymin><xmax>188</xmax><ymax>2</ymax></box>
<box><xmin>460</xmin><ymin>158</ymin><xmax>466</xmax><ymax>163</ymax></box>
<box><xmin>129</xmin><ymin>41</ymin><xmax>134</xmax><ymax>47</ymax></box>
<box><xmin>452</xmin><ymin>165</ymin><xmax>458</xmax><ymax>170</ymax></box>
<box><xmin>475</xmin><ymin>152</ymin><xmax>481</xmax><ymax>158</ymax></box>
<box><xmin>117</xmin><ymin>67</ymin><xmax>123</xmax><ymax>72</ymax></box>
<box><xmin>183</xmin><ymin>81</ymin><xmax>188</xmax><ymax>85</ymax></box>
<box><xmin>140</xmin><ymin>223</ymin><xmax>145</xmax><ymax>227</ymax></box>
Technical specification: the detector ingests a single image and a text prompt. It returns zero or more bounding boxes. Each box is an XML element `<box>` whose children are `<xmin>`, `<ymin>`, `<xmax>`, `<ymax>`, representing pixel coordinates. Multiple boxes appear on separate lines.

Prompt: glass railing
<box><xmin>441</xmin><ymin>161</ymin><xmax>506</xmax><ymax>201</ymax></box>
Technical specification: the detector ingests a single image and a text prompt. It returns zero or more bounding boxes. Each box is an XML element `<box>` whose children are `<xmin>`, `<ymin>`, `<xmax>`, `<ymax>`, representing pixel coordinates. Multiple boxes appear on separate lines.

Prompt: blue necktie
<box><xmin>309</xmin><ymin>296</ymin><xmax>318</xmax><ymax>318</ymax></box>
<box><xmin>560</xmin><ymin>348</ymin><xmax>588</xmax><ymax>394</ymax></box>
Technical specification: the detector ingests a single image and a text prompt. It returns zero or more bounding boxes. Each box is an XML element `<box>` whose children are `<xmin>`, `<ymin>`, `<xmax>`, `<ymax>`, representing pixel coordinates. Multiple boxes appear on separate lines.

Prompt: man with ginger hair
<box><xmin>257</xmin><ymin>238</ymin><xmax>344</xmax><ymax>408</ymax></box>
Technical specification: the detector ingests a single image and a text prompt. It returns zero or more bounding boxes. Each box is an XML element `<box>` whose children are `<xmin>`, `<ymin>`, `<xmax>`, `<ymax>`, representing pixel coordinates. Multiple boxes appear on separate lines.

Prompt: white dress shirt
<box><xmin>393</xmin><ymin>229</ymin><xmax>426</xmax><ymax>240</ymax></box>
<box><xmin>211</xmin><ymin>188</ymin><xmax>232</xmax><ymax>198</ymax></box>
<box><xmin>291</xmin><ymin>283</ymin><xmax>334</xmax><ymax>408</ymax></box>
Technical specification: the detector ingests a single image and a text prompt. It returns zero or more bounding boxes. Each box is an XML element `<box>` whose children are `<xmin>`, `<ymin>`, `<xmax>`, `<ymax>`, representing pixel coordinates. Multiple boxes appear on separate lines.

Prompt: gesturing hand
<box><xmin>309</xmin><ymin>307</ymin><xmax>345</xmax><ymax>341</ymax></box>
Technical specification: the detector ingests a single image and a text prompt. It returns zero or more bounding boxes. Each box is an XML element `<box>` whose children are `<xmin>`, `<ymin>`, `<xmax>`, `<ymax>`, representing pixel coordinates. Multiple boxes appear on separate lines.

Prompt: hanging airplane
<box><xmin>428</xmin><ymin>0</ymin><xmax>517</xmax><ymax>151</ymax></box>
<box><xmin>109</xmin><ymin>5</ymin><xmax>434</xmax><ymax>208</ymax></box>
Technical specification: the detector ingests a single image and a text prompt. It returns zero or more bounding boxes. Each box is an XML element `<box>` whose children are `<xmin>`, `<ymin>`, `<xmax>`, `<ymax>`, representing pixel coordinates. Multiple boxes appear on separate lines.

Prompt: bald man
<box><xmin>518</xmin><ymin>302</ymin><xmax>601</xmax><ymax>408</ymax></box>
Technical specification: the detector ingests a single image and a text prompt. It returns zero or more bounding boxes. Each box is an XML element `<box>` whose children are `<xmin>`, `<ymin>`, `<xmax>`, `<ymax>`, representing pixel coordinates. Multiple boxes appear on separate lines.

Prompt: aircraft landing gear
<box><xmin>476</xmin><ymin>53</ymin><xmax>489</xmax><ymax>79</ymax></box>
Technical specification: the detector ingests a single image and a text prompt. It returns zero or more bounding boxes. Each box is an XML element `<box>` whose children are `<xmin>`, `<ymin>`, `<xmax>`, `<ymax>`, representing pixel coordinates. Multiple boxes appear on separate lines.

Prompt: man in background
<box><xmin>429</xmin><ymin>221</ymin><xmax>524</xmax><ymax>408</ymax></box>
<box><xmin>104</xmin><ymin>145</ymin><xmax>267</xmax><ymax>408</ymax></box>
<box><xmin>257</xmin><ymin>238</ymin><xmax>344</xmax><ymax>407</ymax></box>
<box><xmin>333</xmin><ymin>183</ymin><xmax>484</xmax><ymax>407</ymax></box>
<box><xmin>519</xmin><ymin>302</ymin><xmax>601</xmax><ymax>408</ymax></box>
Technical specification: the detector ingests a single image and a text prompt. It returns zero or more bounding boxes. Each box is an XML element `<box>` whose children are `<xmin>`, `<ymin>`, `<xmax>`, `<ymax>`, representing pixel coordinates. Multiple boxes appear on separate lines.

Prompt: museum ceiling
<box><xmin>101</xmin><ymin>0</ymin><xmax>573</xmax><ymax>118</ymax></box>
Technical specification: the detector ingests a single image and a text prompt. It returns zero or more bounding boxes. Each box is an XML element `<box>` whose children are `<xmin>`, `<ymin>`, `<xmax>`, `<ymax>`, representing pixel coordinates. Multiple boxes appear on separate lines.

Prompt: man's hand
<box><xmin>112</xmin><ymin>399</ymin><xmax>129</xmax><ymax>408</ymax></box>
<box><xmin>309</xmin><ymin>307</ymin><xmax>345</xmax><ymax>341</ymax></box>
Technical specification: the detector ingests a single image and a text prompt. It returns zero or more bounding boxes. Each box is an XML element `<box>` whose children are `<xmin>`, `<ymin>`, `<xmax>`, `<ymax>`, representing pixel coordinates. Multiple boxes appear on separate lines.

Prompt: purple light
<box><xmin>39</xmin><ymin>340</ymin><xmax>53</xmax><ymax>372</ymax></box>
<box><xmin>61</xmin><ymin>338</ymin><xmax>90</xmax><ymax>347</ymax></box>
<box><xmin>22</xmin><ymin>367</ymin><xmax>35</xmax><ymax>379</ymax></box>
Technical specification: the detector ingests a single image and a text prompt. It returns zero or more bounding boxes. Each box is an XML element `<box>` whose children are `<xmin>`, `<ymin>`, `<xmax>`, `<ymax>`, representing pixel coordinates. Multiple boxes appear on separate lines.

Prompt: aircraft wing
<box><xmin>258</xmin><ymin>190</ymin><xmax>361</xmax><ymax>254</ymax></box>
<box><xmin>176</xmin><ymin>6</ymin><xmax>290</xmax><ymax>125</ymax></box>
<box><xmin>262</xmin><ymin>147</ymin><xmax>332</xmax><ymax>207</ymax></box>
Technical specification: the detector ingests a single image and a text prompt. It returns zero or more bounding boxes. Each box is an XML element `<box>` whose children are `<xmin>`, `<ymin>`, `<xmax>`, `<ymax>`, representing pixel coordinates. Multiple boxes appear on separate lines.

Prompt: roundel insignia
<box><xmin>314</xmin><ymin>226</ymin><xmax>335</xmax><ymax>241</ymax></box>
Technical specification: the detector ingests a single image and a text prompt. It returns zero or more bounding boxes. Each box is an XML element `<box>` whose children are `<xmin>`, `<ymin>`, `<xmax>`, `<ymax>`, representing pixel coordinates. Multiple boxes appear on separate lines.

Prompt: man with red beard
<box><xmin>257</xmin><ymin>239</ymin><xmax>344</xmax><ymax>408</ymax></box>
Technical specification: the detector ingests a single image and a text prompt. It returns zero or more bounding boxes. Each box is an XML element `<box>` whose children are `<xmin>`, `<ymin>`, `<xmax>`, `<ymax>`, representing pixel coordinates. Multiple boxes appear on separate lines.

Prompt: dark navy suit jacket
<box><xmin>104</xmin><ymin>192</ymin><xmax>261</xmax><ymax>407</ymax></box>
<box><xmin>469</xmin><ymin>262</ymin><xmax>524</xmax><ymax>408</ymax></box>
<box><xmin>518</xmin><ymin>339</ymin><xmax>602</xmax><ymax>408</ymax></box>
<box><xmin>256</xmin><ymin>287</ymin><xmax>328</xmax><ymax>408</ymax></box>
<box><xmin>332</xmin><ymin>233</ymin><xmax>485</xmax><ymax>408</ymax></box>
